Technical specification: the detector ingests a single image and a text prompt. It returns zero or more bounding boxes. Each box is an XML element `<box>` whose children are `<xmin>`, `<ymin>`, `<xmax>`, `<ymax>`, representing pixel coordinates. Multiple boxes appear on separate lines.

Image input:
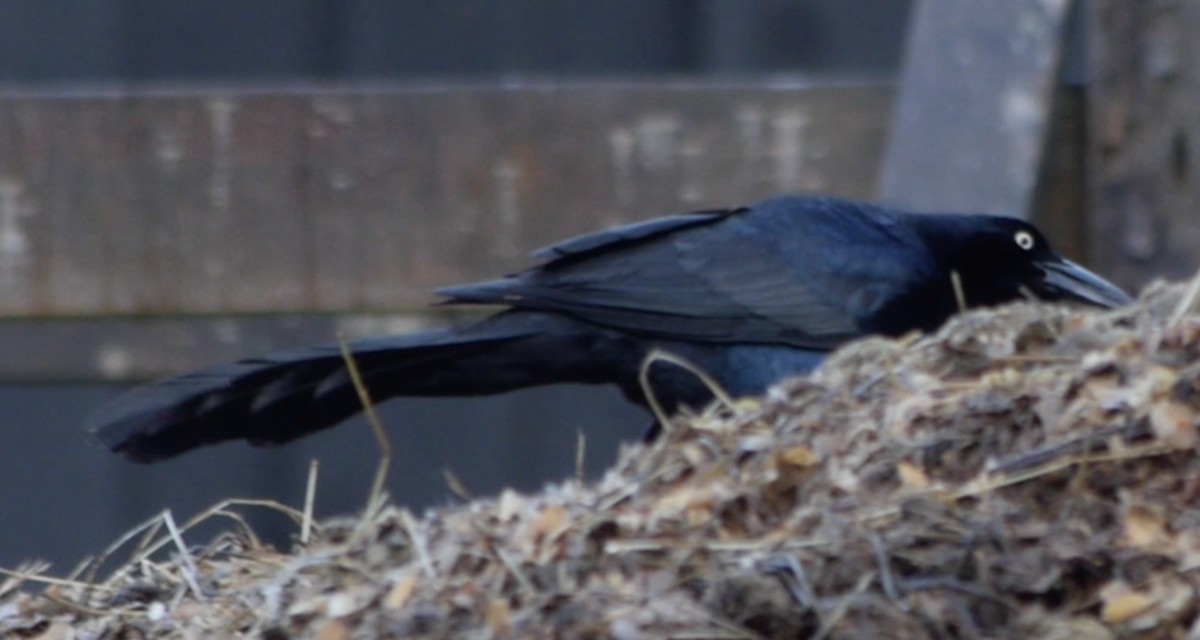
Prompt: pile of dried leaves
<box><xmin>7</xmin><ymin>278</ymin><xmax>1200</xmax><ymax>639</ymax></box>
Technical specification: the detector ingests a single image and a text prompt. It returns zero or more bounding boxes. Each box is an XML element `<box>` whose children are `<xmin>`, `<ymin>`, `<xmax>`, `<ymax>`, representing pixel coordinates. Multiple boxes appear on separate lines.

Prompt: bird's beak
<box><xmin>1038</xmin><ymin>258</ymin><xmax>1132</xmax><ymax>308</ymax></box>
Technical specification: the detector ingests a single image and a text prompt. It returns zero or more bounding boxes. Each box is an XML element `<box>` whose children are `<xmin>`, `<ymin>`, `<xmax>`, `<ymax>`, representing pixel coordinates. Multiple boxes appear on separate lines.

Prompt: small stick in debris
<box><xmin>79</xmin><ymin>510</ymin><xmax>170</xmax><ymax>593</ymax></box>
<box><xmin>813</xmin><ymin>571</ymin><xmax>876</xmax><ymax>640</ymax></box>
<box><xmin>956</xmin><ymin>441</ymin><xmax>1175</xmax><ymax>501</ymax></box>
<box><xmin>691</xmin><ymin>613</ymin><xmax>771</xmax><ymax>640</ymax></box>
<box><xmin>493</xmin><ymin>546</ymin><xmax>537</xmax><ymax>597</ymax></box>
<box><xmin>209</xmin><ymin>509</ymin><xmax>262</xmax><ymax>549</ymax></box>
<box><xmin>869</xmin><ymin>533</ymin><xmax>908</xmax><ymax>612</ymax></box>
<box><xmin>161</xmin><ymin>510</ymin><xmax>205</xmax><ymax>601</ymax></box>
<box><xmin>130</xmin><ymin>498</ymin><xmax>312</xmax><ymax>569</ymax></box>
<box><xmin>1172</xmin><ymin>266</ymin><xmax>1200</xmax><ymax>324</ymax></box>
<box><xmin>40</xmin><ymin>590</ymin><xmax>114</xmax><ymax>617</ymax></box>
<box><xmin>400</xmin><ymin>509</ymin><xmax>437</xmax><ymax>579</ymax></box>
<box><xmin>575</xmin><ymin>429</ymin><xmax>587</xmax><ymax>486</ymax></box>
<box><xmin>764</xmin><ymin>554</ymin><xmax>816</xmax><ymax>610</ymax></box>
<box><xmin>902</xmin><ymin>577</ymin><xmax>1012</xmax><ymax>608</ymax></box>
<box><xmin>950</xmin><ymin>270</ymin><xmax>967</xmax><ymax>311</ymax></box>
<box><xmin>0</xmin><ymin>565</ymin><xmax>113</xmax><ymax>595</ymax></box>
<box><xmin>987</xmin><ymin>421</ymin><xmax>1150</xmax><ymax>476</ymax></box>
<box><xmin>301</xmin><ymin>459</ymin><xmax>319</xmax><ymax>546</ymax></box>
<box><xmin>442</xmin><ymin>467</ymin><xmax>472</xmax><ymax>501</ymax></box>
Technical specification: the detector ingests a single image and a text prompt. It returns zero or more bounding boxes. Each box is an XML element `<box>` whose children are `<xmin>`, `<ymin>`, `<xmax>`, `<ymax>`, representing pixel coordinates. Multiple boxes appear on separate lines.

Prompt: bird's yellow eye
<box><xmin>1014</xmin><ymin>230</ymin><xmax>1035</xmax><ymax>250</ymax></box>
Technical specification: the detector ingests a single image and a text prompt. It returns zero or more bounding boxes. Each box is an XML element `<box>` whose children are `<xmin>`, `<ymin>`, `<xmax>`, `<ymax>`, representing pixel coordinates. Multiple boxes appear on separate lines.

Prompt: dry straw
<box><xmin>6</xmin><ymin>277</ymin><xmax>1200</xmax><ymax>638</ymax></box>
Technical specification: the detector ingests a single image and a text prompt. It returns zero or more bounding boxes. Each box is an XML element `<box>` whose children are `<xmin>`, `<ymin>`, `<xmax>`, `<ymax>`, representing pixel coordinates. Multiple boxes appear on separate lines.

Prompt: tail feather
<box><xmin>86</xmin><ymin>311</ymin><xmax>617</xmax><ymax>462</ymax></box>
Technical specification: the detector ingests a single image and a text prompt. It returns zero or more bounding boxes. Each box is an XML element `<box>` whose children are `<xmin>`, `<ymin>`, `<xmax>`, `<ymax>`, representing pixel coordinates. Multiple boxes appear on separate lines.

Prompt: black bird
<box><xmin>87</xmin><ymin>195</ymin><xmax>1131</xmax><ymax>462</ymax></box>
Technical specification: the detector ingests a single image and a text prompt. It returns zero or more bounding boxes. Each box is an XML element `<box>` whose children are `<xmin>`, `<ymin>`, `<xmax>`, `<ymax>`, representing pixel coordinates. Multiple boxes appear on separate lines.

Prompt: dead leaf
<box><xmin>487</xmin><ymin>598</ymin><xmax>512</xmax><ymax>637</ymax></box>
<box><xmin>777</xmin><ymin>446</ymin><xmax>817</xmax><ymax>469</ymax></box>
<box><xmin>1120</xmin><ymin>502</ymin><xmax>1172</xmax><ymax>550</ymax></box>
<box><xmin>1149</xmin><ymin>400</ymin><xmax>1198</xmax><ymax>449</ymax></box>
<box><xmin>1101</xmin><ymin>589</ymin><xmax>1153</xmax><ymax>624</ymax></box>
<box><xmin>384</xmin><ymin>574</ymin><xmax>419</xmax><ymax>610</ymax></box>
<box><xmin>315</xmin><ymin>619</ymin><xmax>351</xmax><ymax>640</ymax></box>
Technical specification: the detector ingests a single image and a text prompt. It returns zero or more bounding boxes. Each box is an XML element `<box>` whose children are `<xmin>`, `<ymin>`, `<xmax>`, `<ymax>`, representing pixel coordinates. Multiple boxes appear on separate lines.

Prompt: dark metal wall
<box><xmin>0</xmin><ymin>0</ymin><xmax>911</xmax><ymax>82</ymax></box>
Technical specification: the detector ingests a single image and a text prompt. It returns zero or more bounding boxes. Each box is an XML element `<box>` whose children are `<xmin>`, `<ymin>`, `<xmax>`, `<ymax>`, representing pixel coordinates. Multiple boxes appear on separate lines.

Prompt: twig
<box><xmin>950</xmin><ymin>270</ymin><xmax>967</xmax><ymax>312</ymax></box>
<box><xmin>902</xmin><ymin>577</ymin><xmax>1011</xmax><ymax>606</ymax></box>
<box><xmin>765</xmin><ymin>554</ymin><xmax>816</xmax><ymax>610</ymax></box>
<box><xmin>82</xmin><ymin>511</ymin><xmax>169</xmax><ymax>587</ymax></box>
<box><xmin>857</xmin><ymin>438</ymin><xmax>1173</xmax><ymax>527</ymax></box>
<box><xmin>161</xmin><ymin>510</ymin><xmax>205</xmax><ymax>601</ymax></box>
<box><xmin>0</xmin><ymin>566</ymin><xmax>114</xmax><ymax>593</ymax></box>
<box><xmin>302</xmin><ymin>459</ymin><xmax>319</xmax><ymax>546</ymax></box>
<box><xmin>603</xmin><ymin>539</ymin><xmax>667</xmax><ymax>554</ymax></box>
<box><xmin>575</xmin><ymin>429</ymin><xmax>587</xmax><ymax>486</ymax></box>
<box><xmin>1172</xmin><ymin>266</ymin><xmax>1200</xmax><ymax>324</ymax></box>
<box><xmin>687</xmin><ymin>611</ymin><xmax>771</xmax><ymax>640</ymax></box>
<box><xmin>442</xmin><ymin>468</ymin><xmax>471</xmax><ymax>501</ymax></box>
<box><xmin>40</xmin><ymin>590</ymin><xmax>114</xmax><ymax>617</ymax></box>
<box><xmin>986</xmin><ymin>421</ymin><xmax>1149</xmax><ymax>476</ymax></box>
<box><xmin>494</xmin><ymin>546</ymin><xmax>537</xmax><ymax>596</ymax></box>
<box><xmin>125</xmin><ymin>498</ymin><xmax>312</xmax><ymax>571</ymax></box>
<box><xmin>209</xmin><ymin>509</ymin><xmax>263</xmax><ymax>549</ymax></box>
<box><xmin>956</xmin><ymin>441</ymin><xmax>1175</xmax><ymax>501</ymax></box>
<box><xmin>813</xmin><ymin>571</ymin><xmax>876</xmax><ymax>640</ymax></box>
<box><xmin>705</xmin><ymin>539</ymin><xmax>829</xmax><ymax>552</ymax></box>
<box><xmin>869</xmin><ymin>533</ymin><xmax>907</xmax><ymax>611</ymax></box>
<box><xmin>400</xmin><ymin>509</ymin><xmax>436</xmax><ymax>579</ymax></box>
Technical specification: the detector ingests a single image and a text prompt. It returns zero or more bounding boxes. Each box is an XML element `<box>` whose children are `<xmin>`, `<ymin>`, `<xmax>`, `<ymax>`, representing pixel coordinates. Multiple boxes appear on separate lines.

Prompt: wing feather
<box><xmin>439</xmin><ymin>197</ymin><xmax>932</xmax><ymax>349</ymax></box>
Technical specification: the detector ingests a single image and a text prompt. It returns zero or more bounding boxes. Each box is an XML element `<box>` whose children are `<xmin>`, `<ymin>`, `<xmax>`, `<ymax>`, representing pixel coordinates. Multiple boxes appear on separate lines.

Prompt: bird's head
<box><xmin>914</xmin><ymin>214</ymin><xmax>1132</xmax><ymax>310</ymax></box>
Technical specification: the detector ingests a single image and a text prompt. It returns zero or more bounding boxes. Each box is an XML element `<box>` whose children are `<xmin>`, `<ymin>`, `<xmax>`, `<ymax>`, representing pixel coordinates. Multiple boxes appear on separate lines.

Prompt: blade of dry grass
<box><xmin>161</xmin><ymin>510</ymin><xmax>204</xmax><ymax>601</ymax></box>
<box><xmin>336</xmin><ymin>333</ymin><xmax>393</xmax><ymax>514</ymax></box>
<box><xmin>302</xmin><ymin>459</ymin><xmax>319</xmax><ymax>546</ymax></box>
<box><xmin>638</xmin><ymin>348</ymin><xmax>739</xmax><ymax>435</ymax></box>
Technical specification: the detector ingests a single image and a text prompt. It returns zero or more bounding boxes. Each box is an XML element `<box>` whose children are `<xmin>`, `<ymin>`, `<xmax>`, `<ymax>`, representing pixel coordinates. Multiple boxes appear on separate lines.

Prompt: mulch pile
<box><xmin>6</xmin><ymin>278</ymin><xmax>1200</xmax><ymax>639</ymax></box>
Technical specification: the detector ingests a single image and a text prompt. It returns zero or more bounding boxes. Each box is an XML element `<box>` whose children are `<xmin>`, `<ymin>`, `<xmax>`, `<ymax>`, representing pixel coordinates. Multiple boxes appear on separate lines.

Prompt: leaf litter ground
<box><xmin>6</xmin><ymin>279</ymin><xmax>1200</xmax><ymax>638</ymax></box>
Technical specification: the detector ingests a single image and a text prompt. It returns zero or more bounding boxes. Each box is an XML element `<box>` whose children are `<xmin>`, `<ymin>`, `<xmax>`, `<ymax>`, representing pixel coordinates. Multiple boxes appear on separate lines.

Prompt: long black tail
<box><xmin>86</xmin><ymin>311</ymin><xmax>626</xmax><ymax>462</ymax></box>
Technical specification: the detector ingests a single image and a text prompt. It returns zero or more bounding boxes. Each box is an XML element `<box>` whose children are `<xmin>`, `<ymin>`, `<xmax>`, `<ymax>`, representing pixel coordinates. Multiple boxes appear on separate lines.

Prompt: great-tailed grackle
<box><xmin>87</xmin><ymin>195</ymin><xmax>1131</xmax><ymax>462</ymax></box>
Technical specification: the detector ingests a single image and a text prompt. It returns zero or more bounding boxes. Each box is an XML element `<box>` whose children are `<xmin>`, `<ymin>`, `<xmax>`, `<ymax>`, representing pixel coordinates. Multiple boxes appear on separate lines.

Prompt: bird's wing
<box><xmin>439</xmin><ymin>198</ymin><xmax>931</xmax><ymax>350</ymax></box>
<box><xmin>529</xmin><ymin>210</ymin><xmax>732</xmax><ymax>260</ymax></box>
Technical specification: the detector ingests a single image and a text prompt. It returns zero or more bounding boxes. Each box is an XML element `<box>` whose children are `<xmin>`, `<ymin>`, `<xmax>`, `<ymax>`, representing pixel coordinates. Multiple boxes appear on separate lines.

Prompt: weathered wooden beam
<box><xmin>879</xmin><ymin>0</ymin><xmax>1072</xmax><ymax>218</ymax></box>
<box><xmin>0</xmin><ymin>82</ymin><xmax>891</xmax><ymax>318</ymax></box>
<box><xmin>1086</xmin><ymin>1</ymin><xmax>1200</xmax><ymax>290</ymax></box>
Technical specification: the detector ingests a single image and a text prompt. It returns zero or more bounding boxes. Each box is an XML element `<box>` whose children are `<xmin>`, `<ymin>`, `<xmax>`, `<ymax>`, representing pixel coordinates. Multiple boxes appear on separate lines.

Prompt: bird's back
<box><xmin>441</xmin><ymin>195</ymin><xmax>939</xmax><ymax>348</ymax></box>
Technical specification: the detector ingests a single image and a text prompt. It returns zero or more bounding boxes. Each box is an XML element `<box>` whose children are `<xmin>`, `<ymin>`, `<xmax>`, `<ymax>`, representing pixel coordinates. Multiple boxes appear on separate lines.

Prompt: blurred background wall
<box><xmin>0</xmin><ymin>1</ymin><xmax>912</xmax><ymax>82</ymax></box>
<box><xmin>0</xmin><ymin>0</ymin><xmax>1187</xmax><ymax>576</ymax></box>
